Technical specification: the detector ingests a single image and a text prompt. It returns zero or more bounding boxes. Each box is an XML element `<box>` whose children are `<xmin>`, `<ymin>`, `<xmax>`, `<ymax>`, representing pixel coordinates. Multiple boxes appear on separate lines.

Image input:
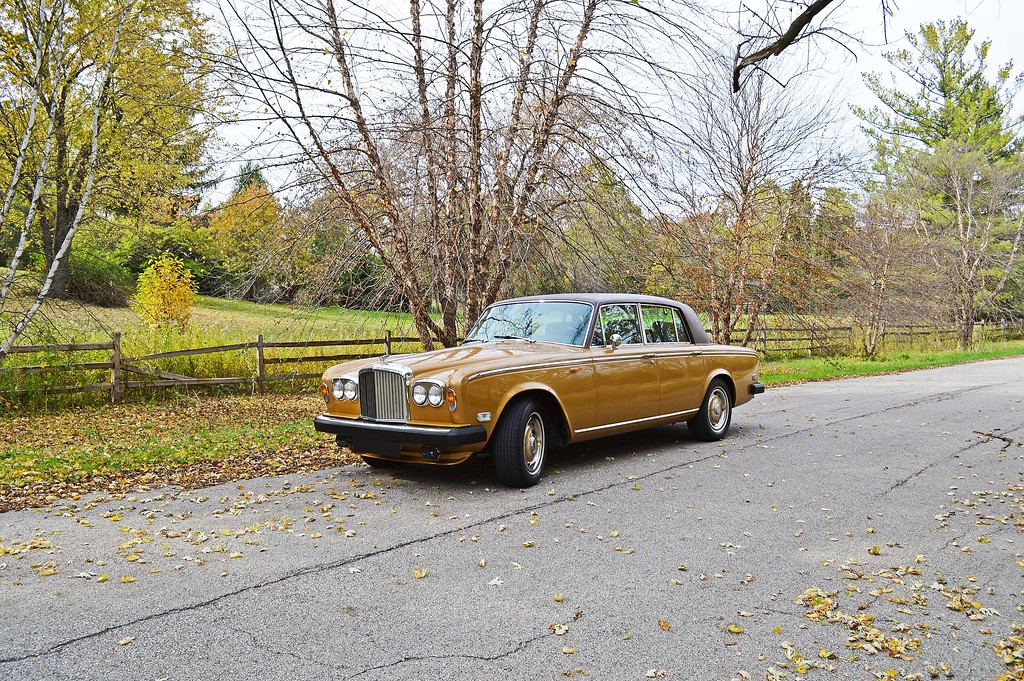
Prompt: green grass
<box><xmin>0</xmin><ymin>296</ymin><xmax>426</xmax><ymax>408</ymax></box>
<box><xmin>761</xmin><ymin>340</ymin><xmax>1024</xmax><ymax>384</ymax></box>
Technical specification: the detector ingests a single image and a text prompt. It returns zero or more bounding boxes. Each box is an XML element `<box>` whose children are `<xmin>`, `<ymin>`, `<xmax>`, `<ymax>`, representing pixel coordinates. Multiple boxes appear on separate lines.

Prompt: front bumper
<box><xmin>314</xmin><ymin>414</ymin><xmax>488</xmax><ymax>448</ymax></box>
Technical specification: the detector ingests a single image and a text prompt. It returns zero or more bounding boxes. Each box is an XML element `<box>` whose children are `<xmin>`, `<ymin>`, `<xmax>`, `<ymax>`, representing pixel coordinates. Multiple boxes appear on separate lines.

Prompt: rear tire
<box><xmin>687</xmin><ymin>379</ymin><xmax>732</xmax><ymax>442</ymax></box>
<box><xmin>493</xmin><ymin>397</ymin><xmax>548</xmax><ymax>487</ymax></box>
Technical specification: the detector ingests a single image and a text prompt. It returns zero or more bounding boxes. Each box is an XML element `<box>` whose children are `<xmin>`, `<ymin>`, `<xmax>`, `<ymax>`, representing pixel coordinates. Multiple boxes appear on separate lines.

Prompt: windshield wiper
<box><xmin>494</xmin><ymin>335</ymin><xmax>535</xmax><ymax>343</ymax></box>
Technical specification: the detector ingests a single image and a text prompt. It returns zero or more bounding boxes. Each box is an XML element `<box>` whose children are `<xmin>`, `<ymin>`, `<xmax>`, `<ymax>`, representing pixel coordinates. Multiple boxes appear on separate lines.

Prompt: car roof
<box><xmin>496</xmin><ymin>293</ymin><xmax>685</xmax><ymax>307</ymax></box>
<box><xmin>488</xmin><ymin>293</ymin><xmax>712</xmax><ymax>345</ymax></box>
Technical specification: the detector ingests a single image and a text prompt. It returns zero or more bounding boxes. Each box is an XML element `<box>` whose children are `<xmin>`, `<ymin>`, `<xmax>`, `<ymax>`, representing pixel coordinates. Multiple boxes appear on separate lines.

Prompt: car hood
<box><xmin>322</xmin><ymin>340</ymin><xmax>586</xmax><ymax>384</ymax></box>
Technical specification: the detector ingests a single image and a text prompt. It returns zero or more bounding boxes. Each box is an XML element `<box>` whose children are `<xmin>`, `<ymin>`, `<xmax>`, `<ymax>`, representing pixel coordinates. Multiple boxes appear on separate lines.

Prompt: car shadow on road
<box><xmin>356</xmin><ymin>423</ymin><xmax>711</xmax><ymax>489</ymax></box>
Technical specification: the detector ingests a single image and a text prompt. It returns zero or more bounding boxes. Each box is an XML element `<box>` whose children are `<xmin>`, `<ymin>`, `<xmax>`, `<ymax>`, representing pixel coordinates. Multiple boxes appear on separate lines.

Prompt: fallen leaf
<box><xmin>118</xmin><ymin>637</ymin><xmax>134</xmax><ymax>646</ymax></box>
<box><xmin>553</xmin><ymin>593</ymin><xmax>565</xmax><ymax>602</ymax></box>
<box><xmin>120</xmin><ymin>576</ymin><xmax>135</xmax><ymax>583</ymax></box>
<box><xmin>562</xmin><ymin>646</ymin><xmax>577</xmax><ymax>654</ymax></box>
<box><xmin>726</xmin><ymin>624</ymin><xmax>744</xmax><ymax>634</ymax></box>
<box><xmin>658</xmin><ymin>619</ymin><xmax>671</xmax><ymax>632</ymax></box>
<box><xmin>413</xmin><ymin>567</ymin><xmax>428</xmax><ymax>579</ymax></box>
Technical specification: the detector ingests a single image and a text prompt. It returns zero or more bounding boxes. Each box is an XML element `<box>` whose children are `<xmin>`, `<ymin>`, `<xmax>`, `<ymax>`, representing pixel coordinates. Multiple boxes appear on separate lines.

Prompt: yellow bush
<box><xmin>131</xmin><ymin>254</ymin><xmax>198</xmax><ymax>330</ymax></box>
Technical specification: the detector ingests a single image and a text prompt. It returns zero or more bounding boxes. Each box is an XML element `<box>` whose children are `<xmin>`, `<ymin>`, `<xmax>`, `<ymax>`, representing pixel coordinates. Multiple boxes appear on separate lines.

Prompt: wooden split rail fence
<box><xmin>728</xmin><ymin>322</ymin><xmax>1008</xmax><ymax>357</ymax></box>
<box><xmin>0</xmin><ymin>332</ymin><xmax>424</xmax><ymax>404</ymax></box>
<box><xmin>1</xmin><ymin>322</ymin><xmax>1016</xmax><ymax>404</ymax></box>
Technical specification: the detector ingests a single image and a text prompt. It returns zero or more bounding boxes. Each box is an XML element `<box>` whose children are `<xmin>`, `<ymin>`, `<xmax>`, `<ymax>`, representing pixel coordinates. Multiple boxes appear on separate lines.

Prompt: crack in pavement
<box><xmin>0</xmin><ymin>446</ymin><xmax>732</xmax><ymax>667</ymax></box>
<box><xmin>882</xmin><ymin>436</ymin><xmax>994</xmax><ymax>497</ymax></box>
<box><xmin>974</xmin><ymin>430</ymin><xmax>1019</xmax><ymax>455</ymax></box>
<box><xmin>745</xmin><ymin>381</ymin><xmax>1006</xmax><ymax>452</ymax></box>
<box><xmin>342</xmin><ymin>627</ymin><xmax>554</xmax><ymax>679</ymax></box>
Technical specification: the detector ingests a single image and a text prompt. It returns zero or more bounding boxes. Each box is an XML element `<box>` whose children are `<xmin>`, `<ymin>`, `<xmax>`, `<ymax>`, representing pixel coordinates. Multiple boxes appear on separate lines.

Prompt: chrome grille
<box><xmin>359</xmin><ymin>364</ymin><xmax>410</xmax><ymax>422</ymax></box>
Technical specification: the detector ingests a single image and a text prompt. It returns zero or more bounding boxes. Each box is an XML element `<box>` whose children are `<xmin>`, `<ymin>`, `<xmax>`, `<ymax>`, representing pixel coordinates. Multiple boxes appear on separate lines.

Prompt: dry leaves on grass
<box><xmin>0</xmin><ymin>393</ymin><xmax>355</xmax><ymax>511</ymax></box>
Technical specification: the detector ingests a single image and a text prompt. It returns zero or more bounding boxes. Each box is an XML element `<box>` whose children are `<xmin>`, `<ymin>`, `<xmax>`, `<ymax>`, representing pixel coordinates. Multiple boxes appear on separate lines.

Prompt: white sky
<box><xmin>829</xmin><ymin>0</ymin><xmax>1024</xmax><ymax>111</ymax></box>
<box><xmin>206</xmin><ymin>0</ymin><xmax>1024</xmax><ymax>201</ymax></box>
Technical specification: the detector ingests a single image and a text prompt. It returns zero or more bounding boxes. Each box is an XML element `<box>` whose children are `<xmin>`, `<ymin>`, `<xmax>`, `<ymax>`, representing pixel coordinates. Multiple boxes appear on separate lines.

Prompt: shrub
<box><xmin>131</xmin><ymin>253</ymin><xmax>198</xmax><ymax>330</ymax></box>
<box><xmin>67</xmin><ymin>250</ymin><xmax>136</xmax><ymax>307</ymax></box>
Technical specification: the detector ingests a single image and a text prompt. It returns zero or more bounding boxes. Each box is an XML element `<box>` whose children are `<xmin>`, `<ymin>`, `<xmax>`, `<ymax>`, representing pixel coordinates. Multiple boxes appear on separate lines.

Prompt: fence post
<box><xmin>111</xmin><ymin>332</ymin><xmax>122</xmax><ymax>404</ymax></box>
<box><xmin>256</xmin><ymin>333</ymin><xmax>265</xmax><ymax>393</ymax></box>
<box><xmin>384</xmin><ymin>330</ymin><xmax>392</xmax><ymax>356</ymax></box>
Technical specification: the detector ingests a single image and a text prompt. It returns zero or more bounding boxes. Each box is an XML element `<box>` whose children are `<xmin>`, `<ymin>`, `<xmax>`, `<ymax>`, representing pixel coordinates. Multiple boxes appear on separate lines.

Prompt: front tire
<box><xmin>688</xmin><ymin>379</ymin><xmax>732</xmax><ymax>441</ymax></box>
<box><xmin>493</xmin><ymin>397</ymin><xmax>548</xmax><ymax>487</ymax></box>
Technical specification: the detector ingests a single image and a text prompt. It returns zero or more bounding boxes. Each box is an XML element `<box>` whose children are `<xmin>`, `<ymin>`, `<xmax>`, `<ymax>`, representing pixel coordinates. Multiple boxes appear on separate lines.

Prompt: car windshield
<box><xmin>464</xmin><ymin>301</ymin><xmax>593</xmax><ymax>347</ymax></box>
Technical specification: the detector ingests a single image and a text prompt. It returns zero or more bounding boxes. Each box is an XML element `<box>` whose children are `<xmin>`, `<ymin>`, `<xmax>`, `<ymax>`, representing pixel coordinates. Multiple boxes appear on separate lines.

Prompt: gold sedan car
<box><xmin>315</xmin><ymin>294</ymin><xmax>764</xmax><ymax>487</ymax></box>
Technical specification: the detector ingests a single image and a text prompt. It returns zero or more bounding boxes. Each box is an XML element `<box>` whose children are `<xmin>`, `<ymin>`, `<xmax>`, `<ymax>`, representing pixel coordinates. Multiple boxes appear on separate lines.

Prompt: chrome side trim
<box><xmin>573</xmin><ymin>408</ymin><xmax>699</xmax><ymax>435</ymax></box>
<box><xmin>467</xmin><ymin>351</ymin><xmax>705</xmax><ymax>383</ymax></box>
<box><xmin>467</xmin><ymin>358</ymin><xmax>593</xmax><ymax>382</ymax></box>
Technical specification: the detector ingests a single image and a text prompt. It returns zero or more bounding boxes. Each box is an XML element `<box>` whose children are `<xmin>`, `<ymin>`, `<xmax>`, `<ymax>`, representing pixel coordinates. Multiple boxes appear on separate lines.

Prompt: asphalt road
<box><xmin>1</xmin><ymin>357</ymin><xmax>1022</xmax><ymax>680</ymax></box>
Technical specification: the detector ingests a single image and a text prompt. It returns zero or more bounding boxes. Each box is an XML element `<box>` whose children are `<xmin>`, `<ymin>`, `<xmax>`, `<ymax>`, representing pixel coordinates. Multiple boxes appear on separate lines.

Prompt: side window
<box><xmin>641</xmin><ymin>306</ymin><xmax>680</xmax><ymax>344</ymax></box>
<box><xmin>595</xmin><ymin>304</ymin><xmax>642</xmax><ymax>345</ymax></box>
<box><xmin>640</xmin><ymin>305</ymin><xmax>692</xmax><ymax>343</ymax></box>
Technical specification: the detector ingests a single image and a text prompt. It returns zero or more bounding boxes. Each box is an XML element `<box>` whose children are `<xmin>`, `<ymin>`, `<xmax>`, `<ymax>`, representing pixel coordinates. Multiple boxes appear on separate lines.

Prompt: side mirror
<box><xmin>609</xmin><ymin>333</ymin><xmax>623</xmax><ymax>349</ymax></box>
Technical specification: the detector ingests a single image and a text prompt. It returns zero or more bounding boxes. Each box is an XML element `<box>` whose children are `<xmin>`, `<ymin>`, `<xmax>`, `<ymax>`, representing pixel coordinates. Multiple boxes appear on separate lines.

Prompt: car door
<box><xmin>587</xmin><ymin>303</ymin><xmax>661</xmax><ymax>430</ymax></box>
<box><xmin>640</xmin><ymin>304</ymin><xmax>706</xmax><ymax>418</ymax></box>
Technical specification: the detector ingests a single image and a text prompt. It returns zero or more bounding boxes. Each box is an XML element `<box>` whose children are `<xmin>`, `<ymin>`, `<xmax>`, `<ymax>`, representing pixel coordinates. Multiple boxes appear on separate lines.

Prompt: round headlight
<box><xmin>412</xmin><ymin>383</ymin><xmax>428</xmax><ymax>406</ymax></box>
<box><xmin>332</xmin><ymin>379</ymin><xmax>345</xmax><ymax>400</ymax></box>
<box><xmin>427</xmin><ymin>383</ymin><xmax>444</xmax><ymax>407</ymax></box>
<box><xmin>343</xmin><ymin>379</ymin><xmax>358</xmax><ymax>401</ymax></box>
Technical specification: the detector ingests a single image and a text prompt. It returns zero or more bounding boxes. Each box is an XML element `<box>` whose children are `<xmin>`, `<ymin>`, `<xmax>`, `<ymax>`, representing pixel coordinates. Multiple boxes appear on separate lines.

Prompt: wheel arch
<box><xmin>490</xmin><ymin>387</ymin><xmax>570</xmax><ymax>449</ymax></box>
<box><xmin>705</xmin><ymin>369</ymin><xmax>736</xmax><ymax>404</ymax></box>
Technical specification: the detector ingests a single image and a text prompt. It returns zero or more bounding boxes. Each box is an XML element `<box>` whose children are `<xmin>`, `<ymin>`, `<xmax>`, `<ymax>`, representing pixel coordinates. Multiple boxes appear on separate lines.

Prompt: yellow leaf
<box><xmin>97</xmin><ymin>573</ymin><xmax>108</xmax><ymax>583</ymax></box>
<box><xmin>522</xmin><ymin>541</ymin><xmax>536</xmax><ymax>548</ymax></box>
<box><xmin>610</xmin><ymin>530</ymin><xmax>620</xmax><ymax>538</ymax></box>
<box><xmin>230</xmin><ymin>552</ymin><xmax>243</xmax><ymax>559</ymax></box>
<box><xmin>772</xmin><ymin>625</ymin><xmax>783</xmax><ymax>635</ymax></box>
<box><xmin>658</xmin><ymin>619</ymin><xmax>671</xmax><ymax>632</ymax></box>
<box><xmin>562</xmin><ymin>646</ymin><xmax>577</xmax><ymax>654</ymax></box>
<box><xmin>120</xmin><ymin>576</ymin><xmax>136</xmax><ymax>583</ymax></box>
<box><xmin>553</xmin><ymin>593</ymin><xmax>565</xmax><ymax>602</ymax></box>
<box><xmin>413</xmin><ymin>567</ymin><xmax>428</xmax><ymax>579</ymax></box>
<box><xmin>118</xmin><ymin>637</ymin><xmax>134</xmax><ymax>646</ymax></box>
<box><xmin>868</xmin><ymin>546</ymin><xmax>881</xmax><ymax>555</ymax></box>
<box><xmin>125</xmin><ymin>555</ymin><xmax>140</xmax><ymax>562</ymax></box>
<box><xmin>726</xmin><ymin>624</ymin><xmax>744</xmax><ymax>634</ymax></box>
<box><xmin>478</xmin><ymin>560</ymin><xmax>486</xmax><ymax>568</ymax></box>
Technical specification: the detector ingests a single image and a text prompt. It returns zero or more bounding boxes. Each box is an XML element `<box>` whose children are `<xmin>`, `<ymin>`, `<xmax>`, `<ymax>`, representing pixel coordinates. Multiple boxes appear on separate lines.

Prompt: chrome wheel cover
<box><xmin>708</xmin><ymin>386</ymin><xmax>730</xmax><ymax>432</ymax></box>
<box><xmin>522</xmin><ymin>412</ymin><xmax>545</xmax><ymax>475</ymax></box>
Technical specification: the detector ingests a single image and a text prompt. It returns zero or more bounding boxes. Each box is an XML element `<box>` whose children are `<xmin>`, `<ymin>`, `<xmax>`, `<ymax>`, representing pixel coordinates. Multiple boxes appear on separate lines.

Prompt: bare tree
<box><xmin>731</xmin><ymin>0</ymin><xmax>897</xmax><ymax>91</ymax></box>
<box><xmin>219</xmin><ymin>0</ymin><xmax>708</xmax><ymax>347</ymax></box>
<box><xmin>829</xmin><ymin>186</ymin><xmax>931</xmax><ymax>356</ymax></box>
<box><xmin>652</xmin><ymin>54</ymin><xmax>845</xmax><ymax>345</ymax></box>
